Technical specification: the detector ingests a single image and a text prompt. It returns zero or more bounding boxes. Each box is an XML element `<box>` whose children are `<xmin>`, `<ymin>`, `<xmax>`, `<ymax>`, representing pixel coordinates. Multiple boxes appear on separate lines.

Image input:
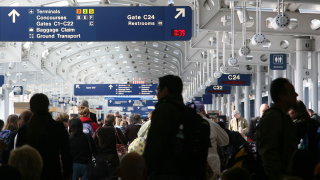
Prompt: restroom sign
<box><xmin>270</xmin><ymin>54</ymin><xmax>287</xmax><ymax>70</ymax></box>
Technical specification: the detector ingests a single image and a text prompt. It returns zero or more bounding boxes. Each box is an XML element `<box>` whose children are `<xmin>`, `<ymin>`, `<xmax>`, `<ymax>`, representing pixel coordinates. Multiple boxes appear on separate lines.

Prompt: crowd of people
<box><xmin>0</xmin><ymin>75</ymin><xmax>319</xmax><ymax>180</ymax></box>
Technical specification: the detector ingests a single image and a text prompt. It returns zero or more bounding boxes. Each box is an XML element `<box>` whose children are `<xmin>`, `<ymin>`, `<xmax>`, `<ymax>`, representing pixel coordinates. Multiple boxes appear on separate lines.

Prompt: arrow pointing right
<box><xmin>8</xmin><ymin>9</ymin><xmax>20</xmax><ymax>23</ymax></box>
<box><xmin>175</xmin><ymin>8</ymin><xmax>185</xmax><ymax>19</ymax></box>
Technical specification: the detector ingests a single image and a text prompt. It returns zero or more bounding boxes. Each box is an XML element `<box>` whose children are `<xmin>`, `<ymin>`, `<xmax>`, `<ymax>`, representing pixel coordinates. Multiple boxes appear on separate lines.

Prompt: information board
<box><xmin>0</xmin><ymin>6</ymin><xmax>192</xmax><ymax>41</ymax></box>
<box><xmin>108</xmin><ymin>99</ymin><xmax>157</xmax><ymax>107</ymax></box>
<box><xmin>202</xmin><ymin>94</ymin><xmax>212</xmax><ymax>104</ymax></box>
<box><xmin>270</xmin><ymin>54</ymin><xmax>287</xmax><ymax>70</ymax></box>
<box><xmin>0</xmin><ymin>75</ymin><xmax>4</xmax><ymax>86</ymax></box>
<box><xmin>217</xmin><ymin>74</ymin><xmax>251</xmax><ymax>86</ymax></box>
<box><xmin>74</xmin><ymin>84</ymin><xmax>157</xmax><ymax>96</ymax></box>
<box><xmin>205</xmin><ymin>85</ymin><xmax>231</xmax><ymax>94</ymax></box>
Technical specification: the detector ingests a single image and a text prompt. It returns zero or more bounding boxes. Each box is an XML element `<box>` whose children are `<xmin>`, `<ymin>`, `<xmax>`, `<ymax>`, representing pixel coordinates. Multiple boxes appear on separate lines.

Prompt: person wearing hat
<box><xmin>193</xmin><ymin>101</ymin><xmax>229</xmax><ymax>180</ymax></box>
<box><xmin>229</xmin><ymin>110</ymin><xmax>249</xmax><ymax>137</ymax></box>
<box><xmin>80</xmin><ymin>100</ymin><xmax>97</xmax><ymax>124</ymax></box>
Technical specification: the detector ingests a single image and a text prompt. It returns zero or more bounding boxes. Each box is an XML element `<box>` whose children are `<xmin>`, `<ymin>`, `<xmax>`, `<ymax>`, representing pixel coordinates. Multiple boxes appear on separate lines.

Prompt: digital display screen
<box><xmin>171</xmin><ymin>29</ymin><xmax>185</xmax><ymax>36</ymax></box>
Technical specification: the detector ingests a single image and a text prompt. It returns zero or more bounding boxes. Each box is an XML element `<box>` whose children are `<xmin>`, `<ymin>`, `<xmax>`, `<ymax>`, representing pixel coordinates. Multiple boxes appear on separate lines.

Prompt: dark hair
<box><xmin>158</xmin><ymin>75</ymin><xmax>183</xmax><ymax>94</ymax></box>
<box><xmin>3</xmin><ymin>114</ymin><xmax>19</xmax><ymax>131</ymax></box>
<box><xmin>289</xmin><ymin>149</ymin><xmax>317</xmax><ymax>180</ymax></box>
<box><xmin>291</xmin><ymin>100</ymin><xmax>310</xmax><ymax>121</ymax></box>
<box><xmin>308</xmin><ymin>109</ymin><xmax>314</xmax><ymax>114</ymax></box>
<box><xmin>0</xmin><ymin>120</ymin><xmax>4</xmax><ymax>132</ymax></box>
<box><xmin>270</xmin><ymin>78</ymin><xmax>290</xmax><ymax>103</ymax></box>
<box><xmin>105</xmin><ymin>114</ymin><xmax>115</xmax><ymax>126</ymax></box>
<box><xmin>68</xmin><ymin>119</ymin><xmax>84</xmax><ymax>136</ymax></box>
<box><xmin>216</xmin><ymin>121</ymin><xmax>226</xmax><ymax>129</ymax></box>
<box><xmin>19</xmin><ymin>110</ymin><xmax>32</xmax><ymax>127</ymax></box>
<box><xmin>27</xmin><ymin>93</ymin><xmax>50</xmax><ymax>147</ymax></box>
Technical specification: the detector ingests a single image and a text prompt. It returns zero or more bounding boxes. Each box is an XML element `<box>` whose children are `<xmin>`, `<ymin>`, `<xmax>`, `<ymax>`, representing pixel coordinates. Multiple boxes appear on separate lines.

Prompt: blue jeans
<box><xmin>72</xmin><ymin>163</ymin><xmax>88</xmax><ymax>180</ymax></box>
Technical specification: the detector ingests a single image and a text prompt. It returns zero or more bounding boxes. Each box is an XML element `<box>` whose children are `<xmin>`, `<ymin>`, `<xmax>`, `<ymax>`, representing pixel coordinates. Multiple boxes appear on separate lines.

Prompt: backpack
<box><xmin>83</xmin><ymin>122</ymin><xmax>94</xmax><ymax>136</ymax></box>
<box><xmin>158</xmin><ymin>100</ymin><xmax>211</xmax><ymax>178</ymax></box>
<box><xmin>0</xmin><ymin>130</ymin><xmax>12</xmax><ymax>143</ymax></box>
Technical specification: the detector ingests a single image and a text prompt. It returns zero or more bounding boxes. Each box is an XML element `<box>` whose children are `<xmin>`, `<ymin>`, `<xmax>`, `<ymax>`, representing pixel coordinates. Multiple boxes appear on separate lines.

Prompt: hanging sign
<box><xmin>270</xmin><ymin>54</ymin><xmax>287</xmax><ymax>70</ymax></box>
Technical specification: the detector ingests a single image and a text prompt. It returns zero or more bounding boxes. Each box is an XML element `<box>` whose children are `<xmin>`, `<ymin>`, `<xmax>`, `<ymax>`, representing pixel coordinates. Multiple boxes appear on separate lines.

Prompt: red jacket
<box><xmin>80</xmin><ymin>117</ymin><xmax>98</xmax><ymax>132</ymax></box>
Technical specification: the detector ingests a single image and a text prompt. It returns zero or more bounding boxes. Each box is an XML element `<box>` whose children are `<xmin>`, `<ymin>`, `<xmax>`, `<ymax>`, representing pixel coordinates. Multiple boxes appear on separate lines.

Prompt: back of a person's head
<box><xmin>114</xmin><ymin>111</ymin><xmax>120</xmax><ymax>116</ymax></box>
<box><xmin>9</xmin><ymin>145</ymin><xmax>43</xmax><ymax>180</ymax></box>
<box><xmin>308</xmin><ymin>109</ymin><xmax>314</xmax><ymax>114</ymax></box>
<box><xmin>117</xmin><ymin>153</ymin><xmax>147</xmax><ymax>180</ymax></box>
<box><xmin>291</xmin><ymin>100</ymin><xmax>311</xmax><ymax>120</ymax></box>
<box><xmin>270</xmin><ymin>78</ymin><xmax>290</xmax><ymax>103</ymax></box>
<box><xmin>158</xmin><ymin>75</ymin><xmax>183</xmax><ymax>94</ymax></box>
<box><xmin>122</xmin><ymin>115</ymin><xmax>127</xmax><ymax>120</ymax></box>
<box><xmin>105</xmin><ymin>114</ymin><xmax>115</xmax><ymax>125</ymax></box>
<box><xmin>4</xmin><ymin>114</ymin><xmax>19</xmax><ymax>131</ymax></box>
<box><xmin>115</xmin><ymin>117</ymin><xmax>122</xmax><ymax>126</ymax></box>
<box><xmin>221</xmin><ymin>167</ymin><xmax>251</xmax><ymax>180</ymax></box>
<box><xmin>216</xmin><ymin>121</ymin><xmax>226</xmax><ymax>129</ymax></box>
<box><xmin>0</xmin><ymin>119</ymin><xmax>4</xmax><ymax>131</ymax></box>
<box><xmin>130</xmin><ymin>114</ymin><xmax>141</xmax><ymax>125</ymax></box>
<box><xmin>56</xmin><ymin>113</ymin><xmax>69</xmax><ymax>123</ymax></box>
<box><xmin>78</xmin><ymin>105</ymin><xmax>90</xmax><ymax>118</ymax></box>
<box><xmin>29</xmin><ymin>93</ymin><xmax>49</xmax><ymax>112</ymax></box>
<box><xmin>68</xmin><ymin>118</ymin><xmax>84</xmax><ymax>136</ymax></box>
<box><xmin>80</xmin><ymin>100</ymin><xmax>89</xmax><ymax>107</ymax></box>
<box><xmin>120</xmin><ymin>121</ymin><xmax>126</xmax><ymax>127</ymax></box>
<box><xmin>19</xmin><ymin>111</ymin><xmax>32</xmax><ymax>127</ymax></box>
<box><xmin>289</xmin><ymin>149</ymin><xmax>316</xmax><ymax>180</ymax></box>
<box><xmin>0</xmin><ymin>165</ymin><xmax>22</xmax><ymax>180</ymax></box>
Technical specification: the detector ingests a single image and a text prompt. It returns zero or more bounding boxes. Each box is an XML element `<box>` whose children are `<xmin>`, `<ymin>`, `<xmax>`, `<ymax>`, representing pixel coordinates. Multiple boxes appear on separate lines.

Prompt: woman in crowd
<box><xmin>288</xmin><ymin>100</ymin><xmax>318</xmax><ymax>156</ymax></box>
<box><xmin>120</xmin><ymin>121</ymin><xmax>127</xmax><ymax>134</ymax></box>
<box><xmin>9</xmin><ymin>145</ymin><xmax>43</xmax><ymax>180</ymax></box>
<box><xmin>15</xmin><ymin>93</ymin><xmax>73</xmax><ymax>180</ymax></box>
<box><xmin>56</xmin><ymin>113</ymin><xmax>69</xmax><ymax>131</ymax></box>
<box><xmin>124</xmin><ymin>114</ymin><xmax>142</xmax><ymax>144</ymax></box>
<box><xmin>78</xmin><ymin>105</ymin><xmax>98</xmax><ymax>135</ymax></box>
<box><xmin>114</xmin><ymin>117</ymin><xmax>122</xmax><ymax>129</ymax></box>
<box><xmin>93</xmin><ymin>114</ymin><xmax>128</xmax><ymax>180</ymax></box>
<box><xmin>69</xmin><ymin>118</ymin><xmax>98</xmax><ymax>180</ymax></box>
<box><xmin>0</xmin><ymin>114</ymin><xmax>19</xmax><ymax>143</ymax></box>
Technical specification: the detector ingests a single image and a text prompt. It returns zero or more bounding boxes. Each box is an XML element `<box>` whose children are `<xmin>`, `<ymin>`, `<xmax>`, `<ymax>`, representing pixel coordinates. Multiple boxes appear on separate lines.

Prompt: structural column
<box><xmin>212</xmin><ymin>96</ymin><xmax>216</xmax><ymax>110</ymax></box>
<box><xmin>235</xmin><ymin>86</ymin><xmax>240</xmax><ymax>111</ymax></box>
<box><xmin>286</xmin><ymin>65</ymin><xmax>292</xmax><ymax>83</ymax></box>
<box><xmin>227</xmin><ymin>94</ymin><xmax>232</xmax><ymax>123</ymax></box>
<box><xmin>295</xmin><ymin>51</ymin><xmax>307</xmax><ymax>101</ymax></box>
<box><xmin>3</xmin><ymin>89</ymin><xmax>9</xmax><ymax>122</ymax></box>
<box><xmin>221</xmin><ymin>96</ymin><xmax>226</xmax><ymax>115</ymax></box>
<box><xmin>216</xmin><ymin>96</ymin><xmax>221</xmax><ymax>110</ymax></box>
<box><xmin>312</xmin><ymin>51</ymin><xmax>319</xmax><ymax>113</ymax></box>
<box><xmin>245</xmin><ymin>86</ymin><xmax>250</xmax><ymax>121</ymax></box>
<box><xmin>256</xmin><ymin>65</ymin><xmax>262</xmax><ymax>116</ymax></box>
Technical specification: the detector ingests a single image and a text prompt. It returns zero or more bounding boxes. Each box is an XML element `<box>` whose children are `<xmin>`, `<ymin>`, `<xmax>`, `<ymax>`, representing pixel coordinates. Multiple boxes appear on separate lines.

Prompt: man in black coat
<box><xmin>80</xmin><ymin>100</ymin><xmax>97</xmax><ymax>124</ymax></box>
<box><xmin>308</xmin><ymin>109</ymin><xmax>320</xmax><ymax>127</ymax></box>
<box><xmin>247</xmin><ymin>103</ymin><xmax>269</xmax><ymax>142</ymax></box>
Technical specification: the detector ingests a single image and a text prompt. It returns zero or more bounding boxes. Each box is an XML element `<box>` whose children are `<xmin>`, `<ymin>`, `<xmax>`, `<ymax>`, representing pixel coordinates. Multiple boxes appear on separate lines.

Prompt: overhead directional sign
<box><xmin>108</xmin><ymin>99</ymin><xmax>158</xmax><ymax>107</ymax></box>
<box><xmin>74</xmin><ymin>84</ymin><xmax>157</xmax><ymax>96</ymax></box>
<box><xmin>218</xmin><ymin>74</ymin><xmax>251</xmax><ymax>86</ymax></box>
<box><xmin>270</xmin><ymin>54</ymin><xmax>287</xmax><ymax>70</ymax></box>
<box><xmin>0</xmin><ymin>6</ymin><xmax>192</xmax><ymax>41</ymax></box>
<box><xmin>202</xmin><ymin>94</ymin><xmax>212</xmax><ymax>104</ymax></box>
<box><xmin>0</xmin><ymin>75</ymin><xmax>4</xmax><ymax>86</ymax></box>
<box><xmin>205</xmin><ymin>85</ymin><xmax>231</xmax><ymax>94</ymax></box>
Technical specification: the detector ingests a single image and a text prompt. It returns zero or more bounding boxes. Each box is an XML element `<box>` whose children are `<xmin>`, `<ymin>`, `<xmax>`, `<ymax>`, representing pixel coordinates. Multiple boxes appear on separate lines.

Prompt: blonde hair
<box><xmin>56</xmin><ymin>113</ymin><xmax>69</xmax><ymax>123</ymax></box>
<box><xmin>78</xmin><ymin>105</ymin><xmax>90</xmax><ymax>118</ymax></box>
<box><xmin>148</xmin><ymin>111</ymin><xmax>153</xmax><ymax>119</ymax></box>
<box><xmin>115</xmin><ymin>117</ymin><xmax>122</xmax><ymax>126</ymax></box>
<box><xmin>9</xmin><ymin>145</ymin><xmax>43</xmax><ymax>180</ymax></box>
<box><xmin>120</xmin><ymin>121</ymin><xmax>127</xmax><ymax>127</ymax></box>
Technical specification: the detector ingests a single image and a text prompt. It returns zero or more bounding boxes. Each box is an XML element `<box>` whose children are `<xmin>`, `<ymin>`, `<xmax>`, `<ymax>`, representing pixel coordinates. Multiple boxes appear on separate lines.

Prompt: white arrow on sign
<box><xmin>175</xmin><ymin>8</ymin><xmax>185</xmax><ymax>19</ymax></box>
<box><xmin>109</xmin><ymin>85</ymin><xmax>113</xmax><ymax>90</ymax></box>
<box><xmin>109</xmin><ymin>100</ymin><xmax>112</xmax><ymax>103</ymax></box>
<box><xmin>137</xmin><ymin>107</ymin><xmax>140</xmax><ymax>109</ymax></box>
<box><xmin>8</xmin><ymin>9</ymin><xmax>20</xmax><ymax>23</ymax></box>
<box><xmin>129</xmin><ymin>100</ymin><xmax>131</xmax><ymax>103</ymax></box>
<box><xmin>76</xmin><ymin>85</ymin><xmax>80</xmax><ymax>89</ymax></box>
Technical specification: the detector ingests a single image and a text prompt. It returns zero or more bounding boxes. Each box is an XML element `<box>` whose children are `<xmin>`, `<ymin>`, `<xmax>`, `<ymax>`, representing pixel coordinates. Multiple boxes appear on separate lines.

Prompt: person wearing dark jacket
<box><xmin>143</xmin><ymin>75</ymin><xmax>208</xmax><ymax>179</ymax></box>
<box><xmin>15</xmin><ymin>93</ymin><xmax>73</xmax><ymax>180</ymax></box>
<box><xmin>80</xmin><ymin>100</ymin><xmax>97</xmax><ymax>124</ymax></box>
<box><xmin>308</xmin><ymin>109</ymin><xmax>320</xmax><ymax>127</ymax></box>
<box><xmin>93</xmin><ymin>114</ymin><xmax>128</xmax><ymax>180</ymax></box>
<box><xmin>288</xmin><ymin>100</ymin><xmax>318</xmax><ymax>157</ymax></box>
<box><xmin>124</xmin><ymin>114</ymin><xmax>142</xmax><ymax>144</ymax></box>
<box><xmin>69</xmin><ymin>118</ymin><xmax>98</xmax><ymax>180</ymax></box>
<box><xmin>247</xmin><ymin>104</ymin><xmax>269</xmax><ymax>142</ymax></box>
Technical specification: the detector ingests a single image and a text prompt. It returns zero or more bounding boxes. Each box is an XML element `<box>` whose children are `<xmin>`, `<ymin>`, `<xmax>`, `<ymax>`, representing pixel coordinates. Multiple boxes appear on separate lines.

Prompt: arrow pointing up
<box><xmin>8</xmin><ymin>9</ymin><xmax>20</xmax><ymax>23</ymax></box>
<box><xmin>175</xmin><ymin>8</ymin><xmax>185</xmax><ymax>19</ymax></box>
<box><xmin>109</xmin><ymin>85</ymin><xmax>113</xmax><ymax>90</ymax></box>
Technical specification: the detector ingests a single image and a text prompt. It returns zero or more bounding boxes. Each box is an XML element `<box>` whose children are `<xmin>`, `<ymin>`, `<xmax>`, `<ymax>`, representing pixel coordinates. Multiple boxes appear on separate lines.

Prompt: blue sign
<box><xmin>0</xmin><ymin>75</ymin><xmax>4</xmax><ymax>86</ymax></box>
<box><xmin>0</xmin><ymin>6</ymin><xmax>191</xmax><ymax>41</ymax></box>
<box><xmin>218</xmin><ymin>74</ymin><xmax>251</xmax><ymax>86</ymax></box>
<box><xmin>270</xmin><ymin>54</ymin><xmax>287</xmax><ymax>70</ymax></box>
<box><xmin>205</xmin><ymin>85</ymin><xmax>231</xmax><ymax>94</ymax></box>
<box><xmin>74</xmin><ymin>84</ymin><xmax>157</xmax><ymax>96</ymax></box>
<box><xmin>108</xmin><ymin>99</ymin><xmax>157</xmax><ymax>107</ymax></box>
<box><xmin>214</xmin><ymin>94</ymin><xmax>224</xmax><ymax>97</ymax></box>
<box><xmin>104</xmin><ymin>97</ymin><xmax>154</xmax><ymax>101</ymax></box>
<box><xmin>13</xmin><ymin>86</ymin><xmax>23</xmax><ymax>95</ymax></box>
<box><xmin>95</xmin><ymin>105</ymin><xmax>103</xmax><ymax>110</ymax></box>
<box><xmin>202</xmin><ymin>94</ymin><xmax>212</xmax><ymax>104</ymax></box>
<box><xmin>192</xmin><ymin>97</ymin><xmax>202</xmax><ymax>102</ymax></box>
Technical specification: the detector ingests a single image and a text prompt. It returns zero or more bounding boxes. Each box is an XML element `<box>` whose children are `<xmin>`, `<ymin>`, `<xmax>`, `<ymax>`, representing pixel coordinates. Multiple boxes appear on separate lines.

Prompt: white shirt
<box><xmin>199</xmin><ymin>113</ymin><xmax>229</xmax><ymax>175</ymax></box>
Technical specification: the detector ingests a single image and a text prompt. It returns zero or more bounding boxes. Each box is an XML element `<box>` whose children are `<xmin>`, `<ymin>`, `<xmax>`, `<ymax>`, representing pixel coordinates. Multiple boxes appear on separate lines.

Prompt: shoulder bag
<box><xmin>115</xmin><ymin>128</ymin><xmax>128</xmax><ymax>159</ymax></box>
<box><xmin>86</xmin><ymin>133</ymin><xmax>111</xmax><ymax>179</ymax></box>
<box><xmin>128</xmin><ymin>122</ymin><xmax>151</xmax><ymax>155</ymax></box>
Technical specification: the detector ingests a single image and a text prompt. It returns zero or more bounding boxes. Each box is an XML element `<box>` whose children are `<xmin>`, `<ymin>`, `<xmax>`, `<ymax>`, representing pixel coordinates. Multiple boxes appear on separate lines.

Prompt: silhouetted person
<box><xmin>117</xmin><ymin>153</ymin><xmax>147</xmax><ymax>180</ymax></box>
